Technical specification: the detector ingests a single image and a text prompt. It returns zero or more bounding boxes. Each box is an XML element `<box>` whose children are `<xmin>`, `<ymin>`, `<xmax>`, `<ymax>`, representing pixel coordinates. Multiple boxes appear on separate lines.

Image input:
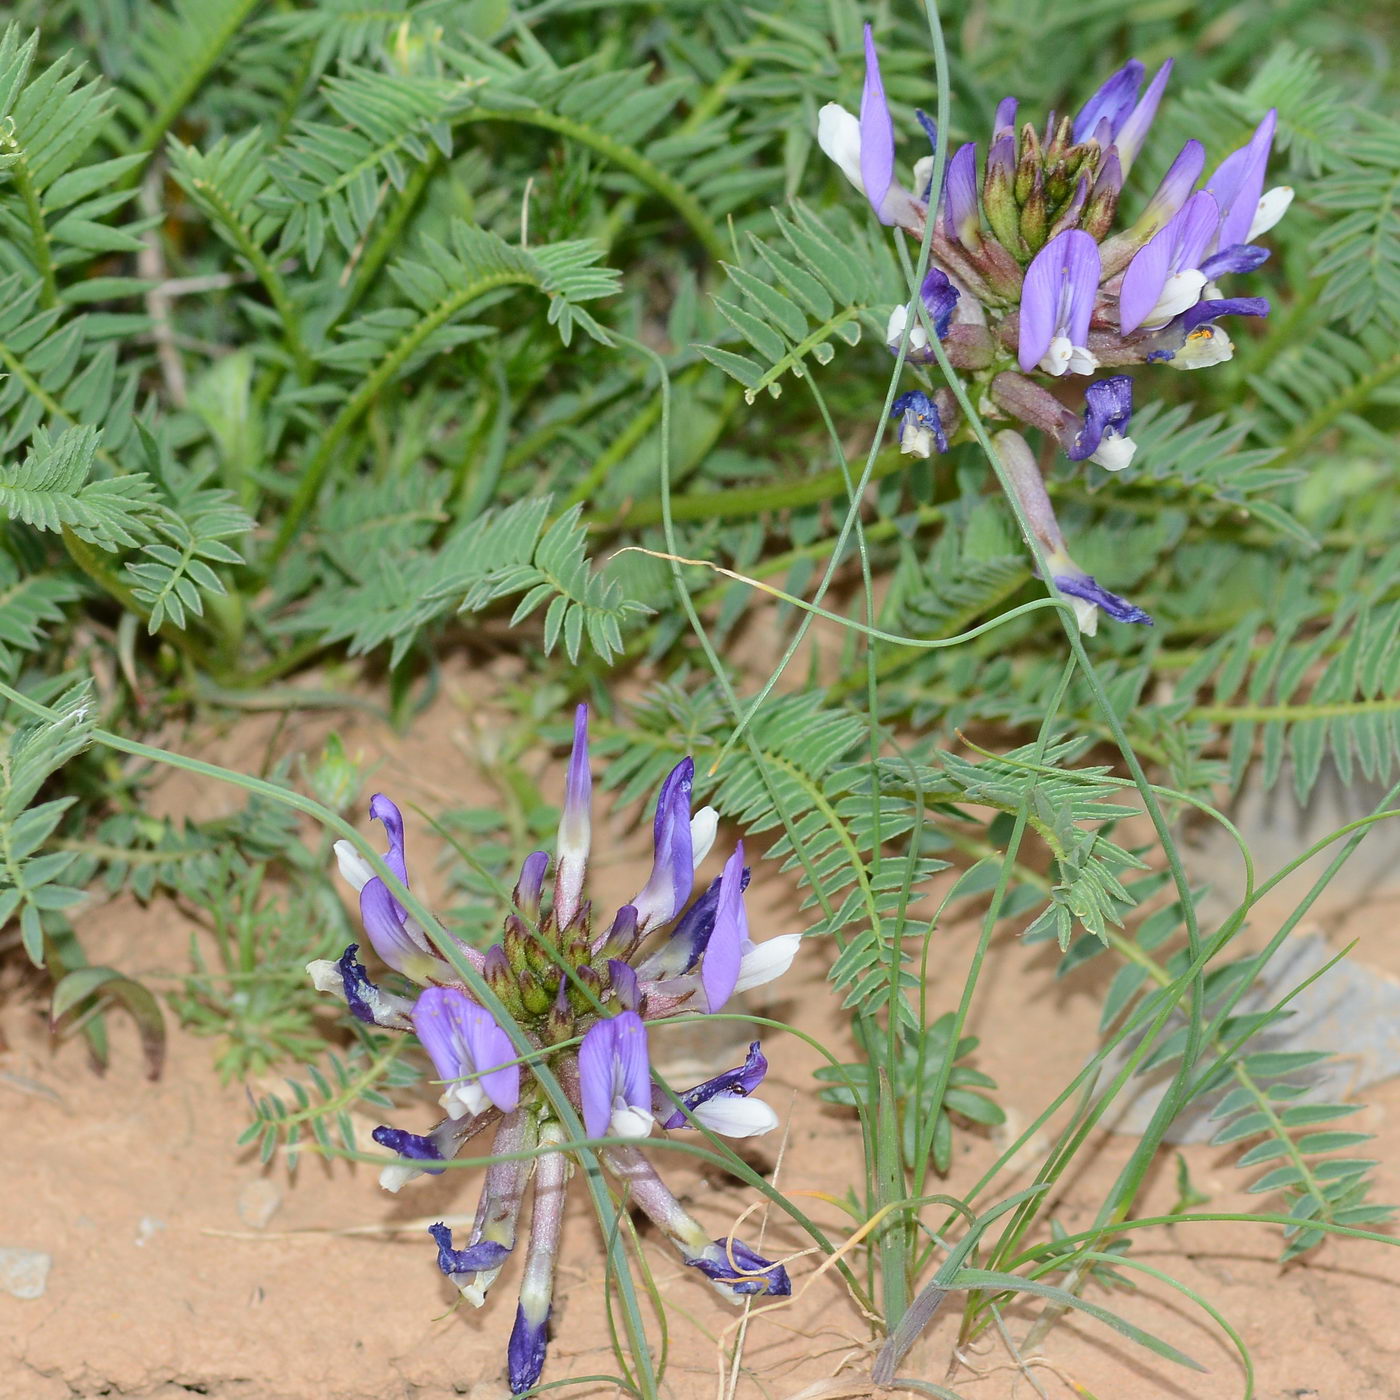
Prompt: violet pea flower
<box><xmin>1018</xmin><ymin>230</ymin><xmax>1101</xmax><ymax>376</ymax></box>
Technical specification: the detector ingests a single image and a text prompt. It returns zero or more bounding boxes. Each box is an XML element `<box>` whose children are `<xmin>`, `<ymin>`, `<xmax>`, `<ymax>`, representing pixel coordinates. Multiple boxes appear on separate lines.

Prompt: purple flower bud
<box><xmin>554</xmin><ymin>704</ymin><xmax>591</xmax><ymax>932</ymax></box>
<box><xmin>1072</xmin><ymin>60</ymin><xmax>1144</xmax><ymax>144</ymax></box>
<box><xmin>940</xmin><ymin>142</ymin><xmax>981</xmax><ymax>246</ymax></box>
<box><xmin>608</xmin><ymin>958</ymin><xmax>640</xmax><ymax>1011</ymax></box>
<box><xmin>508</xmin><ymin>1120</ymin><xmax>569</xmax><ymax>1393</ymax></box>
<box><xmin>428</xmin><ymin>1221</ymin><xmax>510</xmax><ymax>1276</ymax></box>
<box><xmin>687</xmin><ymin>1237</ymin><xmax>792</xmax><ymax>1298</ymax></box>
<box><xmin>702</xmin><ymin>843</ymin><xmax>748</xmax><ymax>1012</ymax></box>
<box><xmin>596</xmin><ymin>902</ymin><xmax>640</xmax><ymax>961</ymax></box>
<box><xmin>513</xmin><ymin>850</ymin><xmax>549</xmax><ymax>918</ymax></box>
<box><xmin>993</xmin><ymin>97</ymin><xmax>1018</xmax><ymax>141</ymax></box>
<box><xmin>858</xmin><ymin>23</ymin><xmax>897</xmax><ymax>225</ymax></box>
<box><xmin>631</xmin><ymin>758</ymin><xmax>695</xmax><ymax>933</ymax></box>
<box><xmin>1018</xmin><ymin>229</ymin><xmax>1101</xmax><ymax>375</ymax></box>
<box><xmin>413</xmin><ymin>986</ymin><xmax>520</xmax><ymax>1118</ymax></box>
<box><xmin>1203</xmin><ymin>109</ymin><xmax>1278</xmax><ymax>253</ymax></box>
<box><xmin>579</xmin><ymin>1010</ymin><xmax>653</xmax><ymax>1139</ymax></box>
<box><xmin>1113</xmin><ymin>60</ymin><xmax>1173</xmax><ymax>170</ymax></box>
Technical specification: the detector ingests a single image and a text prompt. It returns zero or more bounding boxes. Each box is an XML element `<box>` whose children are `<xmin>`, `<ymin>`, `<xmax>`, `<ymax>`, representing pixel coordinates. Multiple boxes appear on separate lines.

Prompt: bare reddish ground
<box><xmin>4</xmin><ymin>667</ymin><xmax>1399</xmax><ymax>1399</ymax></box>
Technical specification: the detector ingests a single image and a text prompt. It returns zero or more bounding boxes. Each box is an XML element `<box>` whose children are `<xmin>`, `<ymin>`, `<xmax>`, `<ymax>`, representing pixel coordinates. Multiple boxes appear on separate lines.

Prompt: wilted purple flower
<box><xmin>996</xmin><ymin>428</ymin><xmax>1151</xmax><ymax>634</ymax></box>
<box><xmin>1066</xmin><ymin>376</ymin><xmax>1136</xmax><ymax>470</ymax></box>
<box><xmin>1018</xmin><ymin>230</ymin><xmax>1100</xmax><ymax>375</ymax></box>
<box><xmin>429</xmin><ymin>1223</ymin><xmax>510</xmax><ymax>1276</ymax></box>
<box><xmin>1143</xmin><ymin>295</ymin><xmax>1269</xmax><ymax>370</ymax></box>
<box><xmin>605</xmin><ymin>1143</ymin><xmax>792</xmax><ymax>1303</ymax></box>
<box><xmin>890</xmin><ymin>390</ymin><xmax>949</xmax><ymax>458</ymax></box>
<box><xmin>688</xmin><ymin>1237</ymin><xmax>793</xmax><ymax>1298</ymax></box>
<box><xmin>309</xmin><ymin>704</ymin><xmax>800</xmax><ymax>1394</ymax></box>
<box><xmin>886</xmin><ymin>267</ymin><xmax>960</xmax><ymax>362</ymax></box>
<box><xmin>305</xmin><ymin>942</ymin><xmax>416</xmax><ymax>1029</ymax></box>
<box><xmin>659</xmin><ymin>1041</ymin><xmax>778</xmax><ymax>1137</ymax></box>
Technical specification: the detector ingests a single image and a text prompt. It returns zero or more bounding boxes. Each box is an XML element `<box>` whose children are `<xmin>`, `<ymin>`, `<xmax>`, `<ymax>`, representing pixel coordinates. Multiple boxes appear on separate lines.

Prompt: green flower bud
<box><xmin>1019</xmin><ymin>168</ymin><xmax>1048</xmax><ymax>252</ymax></box>
<box><xmin>1014</xmin><ymin>123</ymin><xmax>1041</xmax><ymax>205</ymax></box>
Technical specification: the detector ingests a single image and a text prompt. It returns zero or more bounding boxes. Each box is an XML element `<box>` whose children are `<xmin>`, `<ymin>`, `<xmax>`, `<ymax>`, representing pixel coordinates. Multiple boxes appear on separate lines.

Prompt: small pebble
<box><xmin>0</xmin><ymin>1247</ymin><xmax>52</xmax><ymax>1299</ymax></box>
<box><xmin>237</xmin><ymin>1178</ymin><xmax>283</xmax><ymax>1230</ymax></box>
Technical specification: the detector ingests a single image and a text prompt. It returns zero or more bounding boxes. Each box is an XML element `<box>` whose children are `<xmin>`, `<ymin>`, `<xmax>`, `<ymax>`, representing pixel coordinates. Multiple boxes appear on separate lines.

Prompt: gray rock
<box><xmin>1104</xmin><ymin>933</ymin><xmax>1400</xmax><ymax>1141</ymax></box>
<box><xmin>0</xmin><ymin>1248</ymin><xmax>52</xmax><ymax>1299</ymax></box>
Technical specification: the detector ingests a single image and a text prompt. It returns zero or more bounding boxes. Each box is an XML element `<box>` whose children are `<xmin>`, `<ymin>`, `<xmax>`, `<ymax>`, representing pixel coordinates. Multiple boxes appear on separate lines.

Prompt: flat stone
<box><xmin>0</xmin><ymin>1247</ymin><xmax>51</xmax><ymax>1299</ymax></box>
<box><xmin>237</xmin><ymin>1178</ymin><xmax>282</xmax><ymax>1230</ymax></box>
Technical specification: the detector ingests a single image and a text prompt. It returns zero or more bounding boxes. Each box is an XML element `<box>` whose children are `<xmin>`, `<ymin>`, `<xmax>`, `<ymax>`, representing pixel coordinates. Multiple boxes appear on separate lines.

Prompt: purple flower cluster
<box><xmin>819</xmin><ymin>28</ymin><xmax>1292</xmax><ymax>633</ymax></box>
<box><xmin>307</xmin><ymin>706</ymin><xmax>800</xmax><ymax>1393</ymax></box>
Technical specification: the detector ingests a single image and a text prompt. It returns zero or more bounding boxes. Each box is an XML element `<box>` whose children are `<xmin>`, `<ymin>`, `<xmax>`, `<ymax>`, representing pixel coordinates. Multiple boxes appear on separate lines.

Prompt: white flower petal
<box><xmin>734</xmin><ymin>933</ymin><xmax>802</xmax><ymax>994</ymax></box>
<box><xmin>1248</xmin><ymin>186</ymin><xmax>1293</xmax><ymax>240</ymax></box>
<box><xmin>306</xmin><ymin>958</ymin><xmax>343</xmax><ymax>996</ymax></box>
<box><xmin>911</xmin><ymin>154</ymin><xmax>934</xmax><ymax>201</ymax></box>
<box><xmin>334</xmin><ymin>840</ymin><xmax>375</xmax><ymax>892</ymax></box>
<box><xmin>610</xmin><ymin>1102</ymin><xmax>655</xmax><ymax>1139</ymax></box>
<box><xmin>1144</xmin><ymin>267</ymin><xmax>1207</xmax><ymax>327</ymax></box>
<box><xmin>886</xmin><ymin>303</ymin><xmax>928</xmax><ymax>355</ymax></box>
<box><xmin>378</xmin><ymin>1161</ymin><xmax>421</xmax><ymax>1193</ymax></box>
<box><xmin>899</xmin><ymin>423</ymin><xmax>934</xmax><ymax>458</ymax></box>
<box><xmin>1065</xmin><ymin>345</ymin><xmax>1099</xmax><ymax>376</ymax></box>
<box><xmin>1038</xmin><ymin>335</ymin><xmax>1073</xmax><ymax>377</ymax></box>
<box><xmin>441</xmin><ymin>1082</ymin><xmax>490</xmax><ymax>1120</ymax></box>
<box><xmin>693</xmin><ymin>1095</ymin><xmax>779</xmax><ymax>1138</ymax></box>
<box><xmin>1169</xmin><ymin>324</ymin><xmax>1235</xmax><ymax>370</ymax></box>
<box><xmin>1069</xmin><ymin>598</ymin><xmax>1099</xmax><ymax>636</ymax></box>
<box><xmin>817</xmin><ymin>103</ymin><xmax>865</xmax><ymax>193</ymax></box>
<box><xmin>690</xmin><ymin>807</ymin><xmax>718</xmax><ymax>868</ymax></box>
<box><xmin>1090</xmin><ymin>431</ymin><xmax>1136</xmax><ymax>472</ymax></box>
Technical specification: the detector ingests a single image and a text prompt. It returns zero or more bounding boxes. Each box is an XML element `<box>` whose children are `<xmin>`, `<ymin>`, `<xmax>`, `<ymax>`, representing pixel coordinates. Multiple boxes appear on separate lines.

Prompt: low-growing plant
<box><xmin>2</xmin><ymin>0</ymin><xmax>1398</xmax><ymax>1395</ymax></box>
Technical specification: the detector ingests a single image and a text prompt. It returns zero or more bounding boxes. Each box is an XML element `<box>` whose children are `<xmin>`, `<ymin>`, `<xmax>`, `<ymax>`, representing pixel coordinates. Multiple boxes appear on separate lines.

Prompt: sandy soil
<box><xmin>4</xmin><ymin>666</ymin><xmax>1400</xmax><ymax>1400</ymax></box>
